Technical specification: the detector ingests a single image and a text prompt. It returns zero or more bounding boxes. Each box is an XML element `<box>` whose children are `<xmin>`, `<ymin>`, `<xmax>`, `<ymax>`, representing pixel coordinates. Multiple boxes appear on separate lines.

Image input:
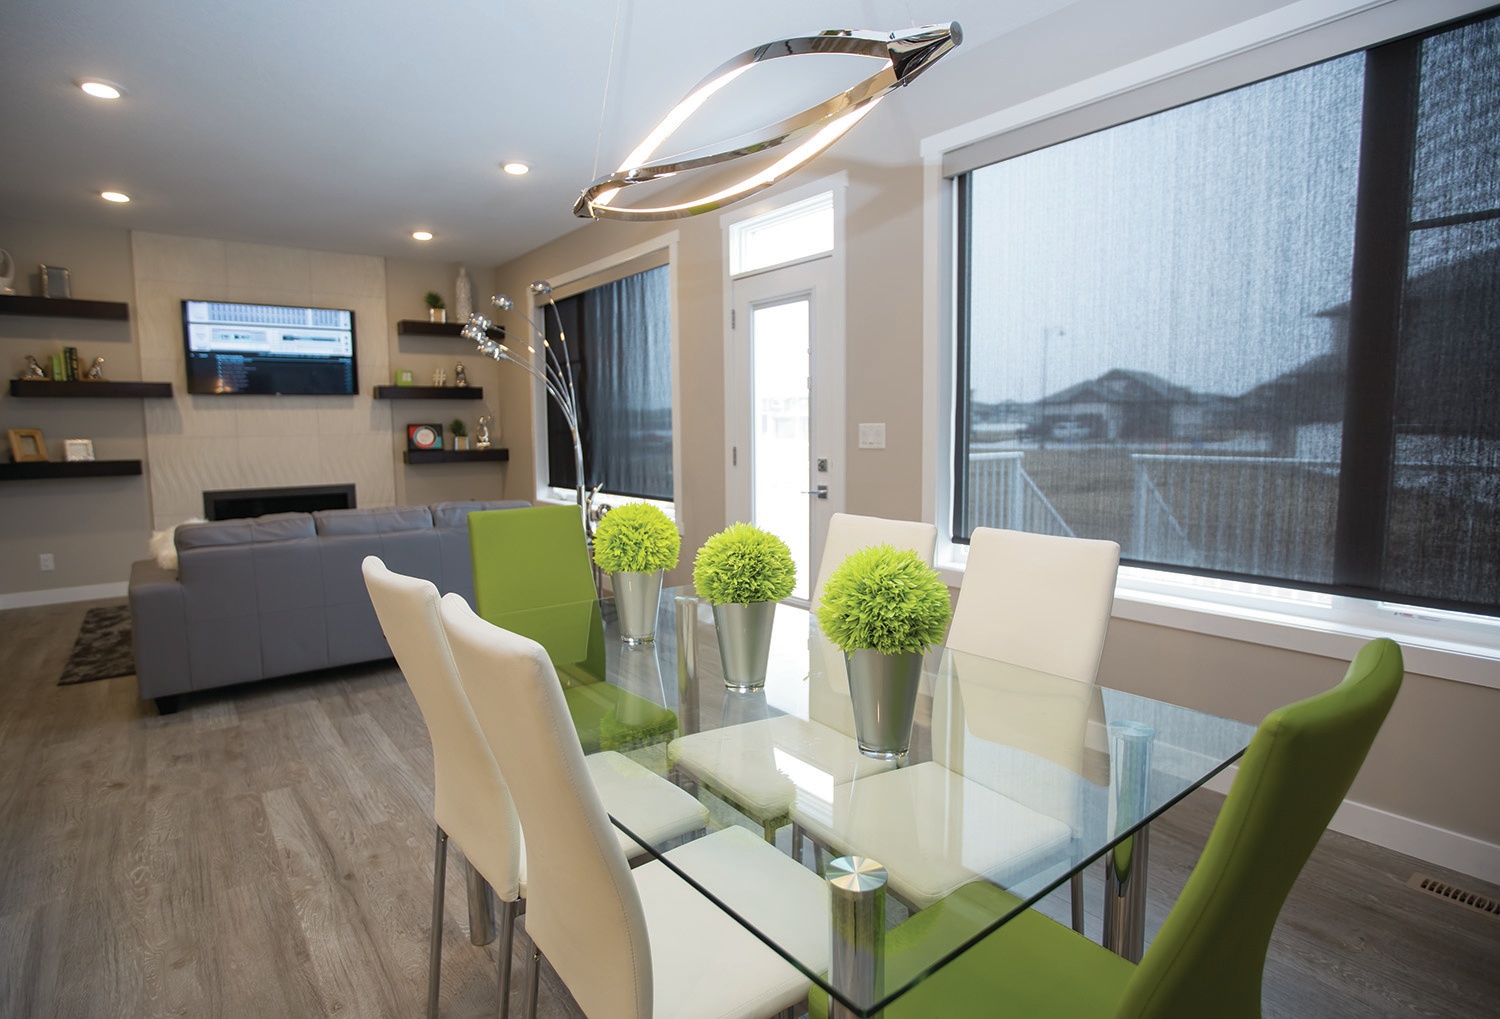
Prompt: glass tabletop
<box><xmin>488</xmin><ymin>586</ymin><xmax>1256</xmax><ymax>1017</ymax></box>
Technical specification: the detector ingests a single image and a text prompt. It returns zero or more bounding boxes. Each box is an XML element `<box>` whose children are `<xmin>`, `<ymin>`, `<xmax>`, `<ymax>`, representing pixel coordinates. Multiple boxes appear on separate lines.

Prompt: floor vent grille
<box><xmin>1407</xmin><ymin>874</ymin><xmax>1500</xmax><ymax>920</ymax></box>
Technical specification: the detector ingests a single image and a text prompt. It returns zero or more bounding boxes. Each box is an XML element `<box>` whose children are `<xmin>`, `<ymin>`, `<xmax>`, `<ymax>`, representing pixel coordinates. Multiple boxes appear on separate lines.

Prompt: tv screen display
<box><xmin>182</xmin><ymin>300</ymin><xmax>358</xmax><ymax>395</ymax></box>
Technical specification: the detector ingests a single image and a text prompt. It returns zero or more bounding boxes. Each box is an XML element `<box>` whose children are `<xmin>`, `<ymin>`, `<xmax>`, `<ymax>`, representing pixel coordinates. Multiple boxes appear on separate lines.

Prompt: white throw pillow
<box><xmin>149</xmin><ymin>517</ymin><xmax>206</xmax><ymax>572</ymax></box>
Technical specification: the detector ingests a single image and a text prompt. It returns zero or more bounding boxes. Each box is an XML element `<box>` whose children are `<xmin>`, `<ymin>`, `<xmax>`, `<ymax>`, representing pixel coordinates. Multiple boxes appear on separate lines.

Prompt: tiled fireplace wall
<box><xmin>132</xmin><ymin>233</ymin><xmax>395</xmax><ymax>531</ymax></box>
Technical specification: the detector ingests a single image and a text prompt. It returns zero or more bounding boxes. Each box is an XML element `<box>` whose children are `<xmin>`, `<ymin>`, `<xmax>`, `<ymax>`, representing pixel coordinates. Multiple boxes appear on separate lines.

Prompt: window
<box><xmin>543</xmin><ymin>264</ymin><xmax>673</xmax><ymax>501</ymax></box>
<box><xmin>729</xmin><ymin>191</ymin><xmax>834</xmax><ymax>276</ymax></box>
<box><xmin>952</xmin><ymin>11</ymin><xmax>1499</xmax><ymax>618</ymax></box>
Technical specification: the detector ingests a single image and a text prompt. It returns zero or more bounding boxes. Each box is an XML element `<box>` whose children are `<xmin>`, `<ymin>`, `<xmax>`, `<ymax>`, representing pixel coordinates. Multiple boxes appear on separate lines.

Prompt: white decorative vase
<box><xmin>455</xmin><ymin>267</ymin><xmax>474</xmax><ymax>321</ymax></box>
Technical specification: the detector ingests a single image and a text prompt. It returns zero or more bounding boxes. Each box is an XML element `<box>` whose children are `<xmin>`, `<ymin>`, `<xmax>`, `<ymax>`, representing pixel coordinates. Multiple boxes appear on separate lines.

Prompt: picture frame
<box><xmin>395</xmin><ymin>369</ymin><xmax>415</xmax><ymax>387</ymax></box>
<box><xmin>64</xmin><ymin>438</ymin><xmax>96</xmax><ymax>462</ymax></box>
<box><xmin>39</xmin><ymin>264</ymin><xmax>72</xmax><ymax>299</ymax></box>
<box><xmin>407</xmin><ymin>422</ymin><xmax>443</xmax><ymax>451</ymax></box>
<box><xmin>8</xmin><ymin>428</ymin><xmax>48</xmax><ymax>462</ymax></box>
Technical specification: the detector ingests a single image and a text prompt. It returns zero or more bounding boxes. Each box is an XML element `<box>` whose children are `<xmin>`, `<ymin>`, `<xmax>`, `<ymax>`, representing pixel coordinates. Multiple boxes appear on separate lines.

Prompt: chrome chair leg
<box><xmin>1071</xmin><ymin>871</ymin><xmax>1085</xmax><ymax>934</ymax></box>
<box><xmin>496</xmin><ymin>898</ymin><xmax>519</xmax><ymax>1019</ymax></box>
<box><xmin>468</xmin><ymin>861</ymin><xmax>496</xmax><ymax>945</ymax></box>
<box><xmin>791</xmin><ymin>822</ymin><xmax>805</xmax><ymax>864</ymax></box>
<box><xmin>427</xmin><ymin>825</ymin><xmax>450</xmax><ymax>1019</ymax></box>
<box><xmin>522</xmin><ymin>943</ymin><xmax>542</xmax><ymax>1019</ymax></box>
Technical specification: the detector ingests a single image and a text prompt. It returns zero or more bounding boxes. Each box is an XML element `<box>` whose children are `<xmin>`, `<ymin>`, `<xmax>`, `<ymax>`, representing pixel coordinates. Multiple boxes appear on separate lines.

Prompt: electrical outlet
<box><xmin>858</xmin><ymin>423</ymin><xmax>886</xmax><ymax>449</ymax></box>
<box><xmin>39</xmin><ymin>553</ymin><xmax>55</xmax><ymax>572</ymax></box>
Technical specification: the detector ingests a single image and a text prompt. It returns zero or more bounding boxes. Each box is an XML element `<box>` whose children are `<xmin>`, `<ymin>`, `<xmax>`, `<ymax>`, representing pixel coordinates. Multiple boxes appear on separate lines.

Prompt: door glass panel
<box><xmin>752</xmin><ymin>299</ymin><xmax>811</xmax><ymax>601</ymax></box>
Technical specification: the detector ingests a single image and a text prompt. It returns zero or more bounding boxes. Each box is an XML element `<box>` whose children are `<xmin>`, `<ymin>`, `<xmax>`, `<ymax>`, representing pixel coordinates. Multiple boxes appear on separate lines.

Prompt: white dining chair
<box><xmin>666</xmin><ymin>513</ymin><xmax>938</xmax><ymax>845</ymax></box>
<box><xmin>789</xmin><ymin>527</ymin><xmax>1119</xmax><ymax>926</ymax></box>
<box><xmin>360</xmin><ymin>556</ymin><xmax>709</xmax><ymax>1018</ymax></box>
<box><xmin>441</xmin><ymin>591</ymin><xmax>830</xmax><ymax>1019</ymax></box>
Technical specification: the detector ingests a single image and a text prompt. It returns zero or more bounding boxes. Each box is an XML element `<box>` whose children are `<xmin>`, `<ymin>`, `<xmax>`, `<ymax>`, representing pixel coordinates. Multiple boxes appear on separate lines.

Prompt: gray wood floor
<box><xmin>2</xmin><ymin>598</ymin><xmax>1496</xmax><ymax>1017</ymax></box>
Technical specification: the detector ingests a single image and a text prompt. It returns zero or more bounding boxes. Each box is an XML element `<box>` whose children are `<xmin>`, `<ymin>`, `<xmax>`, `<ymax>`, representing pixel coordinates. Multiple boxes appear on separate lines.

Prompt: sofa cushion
<box><xmin>315</xmin><ymin>505</ymin><xmax>433</xmax><ymax>535</ymax></box>
<box><xmin>430</xmin><ymin>499</ymin><xmax>531</xmax><ymax>529</ymax></box>
<box><xmin>175</xmin><ymin>512</ymin><xmax>316</xmax><ymax>549</ymax></box>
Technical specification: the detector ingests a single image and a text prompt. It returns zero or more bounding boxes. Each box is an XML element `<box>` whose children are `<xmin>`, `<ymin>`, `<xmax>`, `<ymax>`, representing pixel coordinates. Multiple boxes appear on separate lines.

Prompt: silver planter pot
<box><xmin>845</xmin><ymin>649</ymin><xmax>924</xmax><ymax>759</ymax></box>
<box><xmin>613</xmin><ymin>570</ymin><xmax>664</xmax><ymax>645</ymax></box>
<box><xmin>711</xmin><ymin>600</ymin><xmax>777</xmax><ymax>690</ymax></box>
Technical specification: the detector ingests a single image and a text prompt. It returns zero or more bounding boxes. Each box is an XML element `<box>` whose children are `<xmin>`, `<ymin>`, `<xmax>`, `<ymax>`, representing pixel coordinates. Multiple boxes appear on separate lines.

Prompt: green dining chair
<box><xmin>469</xmin><ymin>503</ymin><xmax>677</xmax><ymax>752</ymax></box>
<box><xmin>810</xmin><ymin>637</ymin><xmax>1404</xmax><ymax>1019</ymax></box>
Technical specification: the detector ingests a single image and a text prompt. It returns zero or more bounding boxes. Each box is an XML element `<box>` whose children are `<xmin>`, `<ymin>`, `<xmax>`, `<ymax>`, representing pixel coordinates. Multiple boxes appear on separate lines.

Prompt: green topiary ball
<box><xmin>692</xmin><ymin>523</ymin><xmax>797</xmax><ymax>604</ymax></box>
<box><xmin>816</xmin><ymin>544</ymin><xmax>952</xmax><ymax>655</ymax></box>
<box><xmin>592</xmin><ymin>502</ymin><xmax>681</xmax><ymax>574</ymax></box>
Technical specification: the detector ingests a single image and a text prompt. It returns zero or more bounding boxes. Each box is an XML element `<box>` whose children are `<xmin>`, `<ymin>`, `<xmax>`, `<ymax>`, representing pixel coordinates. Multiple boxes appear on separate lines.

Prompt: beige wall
<box><xmin>0</xmin><ymin>222</ymin><xmax>508</xmax><ymax>599</ymax></box>
<box><xmin>0</xmin><ymin>218</ymin><xmax>152</xmax><ymax>594</ymax></box>
<box><xmin>1102</xmin><ymin>620</ymin><xmax>1500</xmax><ymax>848</ymax></box>
<box><xmin>491</xmin><ymin>158</ymin><xmax>930</xmax><ymax>586</ymax></box>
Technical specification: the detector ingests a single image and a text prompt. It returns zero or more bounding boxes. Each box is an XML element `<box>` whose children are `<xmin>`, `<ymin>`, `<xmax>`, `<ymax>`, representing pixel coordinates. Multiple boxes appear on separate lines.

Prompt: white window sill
<box><xmin>936</xmin><ymin>557</ymin><xmax>1500</xmax><ymax>690</ymax></box>
<box><xmin>534</xmin><ymin>488</ymin><xmax>680</xmax><ymax>527</ymax></box>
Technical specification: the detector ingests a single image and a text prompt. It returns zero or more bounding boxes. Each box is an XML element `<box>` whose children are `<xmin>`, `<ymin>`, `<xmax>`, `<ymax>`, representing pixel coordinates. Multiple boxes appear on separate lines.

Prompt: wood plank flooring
<box><xmin>2</xmin><ymin>598</ymin><xmax>1496</xmax><ymax>1017</ymax></box>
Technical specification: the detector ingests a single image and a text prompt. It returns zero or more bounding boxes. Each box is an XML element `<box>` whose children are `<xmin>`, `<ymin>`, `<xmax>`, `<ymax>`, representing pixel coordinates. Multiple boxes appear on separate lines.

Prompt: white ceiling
<box><xmin>0</xmin><ymin>0</ymin><xmax>1288</xmax><ymax>268</ymax></box>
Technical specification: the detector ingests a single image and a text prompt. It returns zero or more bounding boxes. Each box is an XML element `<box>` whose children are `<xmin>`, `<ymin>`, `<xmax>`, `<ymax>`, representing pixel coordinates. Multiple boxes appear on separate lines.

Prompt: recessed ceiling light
<box><xmin>100</xmin><ymin>190</ymin><xmax>131</xmax><ymax>203</ymax></box>
<box><xmin>412</xmin><ymin>230</ymin><xmax>434</xmax><ymax>241</ymax></box>
<box><xmin>77</xmin><ymin>79</ymin><xmax>124</xmax><ymax>100</ymax></box>
<box><xmin>502</xmin><ymin>162</ymin><xmax>530</xmax><ymax>176</ymax></box>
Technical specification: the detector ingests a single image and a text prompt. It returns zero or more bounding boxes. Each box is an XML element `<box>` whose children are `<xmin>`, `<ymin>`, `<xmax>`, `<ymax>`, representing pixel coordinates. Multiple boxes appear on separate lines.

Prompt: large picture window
<box><xmin>953</xmin><ymin>10</ymin><xmax>1499</xmax><ymax>617</ymax></box>
<box><xmin>544</xmin><ymin>263</ymin><xmax>673</xmax><ymax>501</ymax></box>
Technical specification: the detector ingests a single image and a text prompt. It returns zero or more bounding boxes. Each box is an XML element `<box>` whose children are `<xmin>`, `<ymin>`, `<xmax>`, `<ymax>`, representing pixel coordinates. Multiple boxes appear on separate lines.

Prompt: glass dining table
<box><xmin>488</xmin><ymin>587</ymin><xmax>1255</xmax><ymax>1018</ymax></box>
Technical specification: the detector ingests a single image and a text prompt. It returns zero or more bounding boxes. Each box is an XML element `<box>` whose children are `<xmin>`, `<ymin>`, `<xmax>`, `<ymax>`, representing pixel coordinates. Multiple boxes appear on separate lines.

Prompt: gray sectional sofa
<box><xmin>128</xmin><ymin>500</ymin><xmax>528</xmax><ymax>712</ymax></box>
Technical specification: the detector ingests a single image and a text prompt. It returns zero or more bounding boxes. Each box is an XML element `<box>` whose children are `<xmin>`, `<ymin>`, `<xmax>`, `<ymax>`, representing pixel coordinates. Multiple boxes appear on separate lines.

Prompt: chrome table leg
<box><xmin>427</xmin><ymin>826</ymin><xmax>449</xmax><ymax>1019</ymax></box>
<box><xmin>828</xmin><ymin>855</ymin><xmax>887</xmax><ymax>1019</ymax></box>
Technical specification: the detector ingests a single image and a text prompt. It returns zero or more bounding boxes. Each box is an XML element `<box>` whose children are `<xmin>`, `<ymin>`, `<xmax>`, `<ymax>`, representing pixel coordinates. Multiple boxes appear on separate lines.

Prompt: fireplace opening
<box><xmin>203</xmin><ymin>484</ymin><xmax>356</xmax><ymax>521</ymax></box>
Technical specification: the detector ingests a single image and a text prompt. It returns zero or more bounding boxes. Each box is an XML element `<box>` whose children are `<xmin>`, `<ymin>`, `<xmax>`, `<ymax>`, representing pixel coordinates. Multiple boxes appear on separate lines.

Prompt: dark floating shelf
<box><xmin>9</xmin><ymin>379</ymin><xmax>173</xmax><ymax>398</ymax></box>
<box><xmin>0</xmin><ymin>294</ymin><xmax>130</xmax><ymax>320</ymax></box>
<box><xmin>404</xmin><ymin>448</ymin><xmax>510</xmax><ymax>465</ymax></box>
<box><xmin>373</xmin><ymin>385</ymin><xmax>483</xmax><ymax>400</ymax></box>
<box><xmin>0</xmin><ymin>459</ymin><xmax>143</xmax><ymax>481</ymax></box>
<box><xmin>396</xmin><ymin>319</ymin><xmax>503</xmax><ymax>339</ymax></box>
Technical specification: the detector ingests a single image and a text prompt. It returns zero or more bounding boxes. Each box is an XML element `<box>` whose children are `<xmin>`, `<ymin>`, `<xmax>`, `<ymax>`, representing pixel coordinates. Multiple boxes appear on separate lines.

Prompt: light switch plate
<box><xmin>858</xmin><ymin>423</ymin><xmax>886</xmax><ymax>449</ymax></box>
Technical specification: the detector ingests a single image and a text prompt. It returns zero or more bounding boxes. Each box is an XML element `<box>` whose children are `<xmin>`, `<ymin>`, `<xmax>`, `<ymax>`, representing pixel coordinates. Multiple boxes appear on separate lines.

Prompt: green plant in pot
<box><xmin>593</xmin><ymin>502</ymin><xmax>681</xmax><ymax>645</ymax></box>
<box><xmin>817</xmin><ymin>543</ymin><xmax>952</xmax><ymax>758</ymax></box>
<box><xmin>693</xmin><ymin>522</ymin><xmax>796</xmax><ymax>690</ymax></box>
<box><xmin>424</xmin><ymin>290</ymin><xmax>446</xmax><ymax>323</ymax></box>
<box><xmin>449</xmin><ymin>418</ymin><xmax>468</xmax><ymax>450</ymax></box>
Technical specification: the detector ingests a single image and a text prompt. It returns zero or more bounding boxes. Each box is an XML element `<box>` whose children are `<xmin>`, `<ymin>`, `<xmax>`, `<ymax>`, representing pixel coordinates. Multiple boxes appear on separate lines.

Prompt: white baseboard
<box><xmin>0</xmin><ymin>582</ymin><xmax>129</xmax><ymax>611</ymax></box>
<box><xmin>1204</xmin><ymin>765</ymin><xmax>1500</xmax><ymax>886</ymax></box>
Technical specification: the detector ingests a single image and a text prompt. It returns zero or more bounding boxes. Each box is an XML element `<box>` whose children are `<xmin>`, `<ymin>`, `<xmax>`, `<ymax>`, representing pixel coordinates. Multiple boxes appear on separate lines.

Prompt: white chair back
<box><xmin>361</xmin><ymin>556</ymin><xmax>521</xmax><ymax>900</ymax></box>
<box><xmin>439</xmin><ymin>592</ymin><xmax>653</xmax><ymax>1019</ymax></box>
<box><xmin>809</xmin><ymin>513</ymin><xmax>940</xmax><ymax>735</ymax></box>
<box><xmin>811</xmin><ymin>512</ymin><xmax>939</xmax><ymax>606</ymax></box>
<box><xmin>947</xmin><ymin>527</ymin><xmax>1119</xmax><ymax>682</ymax></box>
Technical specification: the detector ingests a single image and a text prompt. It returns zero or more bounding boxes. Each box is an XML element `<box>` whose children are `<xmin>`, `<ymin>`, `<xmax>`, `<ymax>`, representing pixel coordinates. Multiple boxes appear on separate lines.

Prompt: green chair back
<box><xmin>1117</xmin><ymin>637</ymin><xmax>1404</xmax><ymax>1018</ymax></box>
<box><xmin>469</xmin><ymin>504</ymin><xmax>595</xmax><ymax>619</ymax></box>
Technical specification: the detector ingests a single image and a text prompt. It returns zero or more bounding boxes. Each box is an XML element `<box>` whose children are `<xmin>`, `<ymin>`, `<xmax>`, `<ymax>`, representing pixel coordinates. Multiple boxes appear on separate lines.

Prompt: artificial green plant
<box><xmin>816</xmin><ymin>544</ymin><xmax>952</xmax><ymax>655</ymax></box>
<box><xmin>593</xmin><ymin>502</ymin><xmax>681</xmax><ymax>574</ymax></box>
<box><xmin>693</xmin><ymin>522</ymin><xmax>796</xmax><ymax>604</ymax></box>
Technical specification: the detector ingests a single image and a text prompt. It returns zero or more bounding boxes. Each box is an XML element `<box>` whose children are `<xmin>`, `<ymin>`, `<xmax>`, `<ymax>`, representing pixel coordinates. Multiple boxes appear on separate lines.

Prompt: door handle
<box><xmin>801</xmin><ymin>485</ymin><xmax>829</xmax><ymax>500</ymax></box>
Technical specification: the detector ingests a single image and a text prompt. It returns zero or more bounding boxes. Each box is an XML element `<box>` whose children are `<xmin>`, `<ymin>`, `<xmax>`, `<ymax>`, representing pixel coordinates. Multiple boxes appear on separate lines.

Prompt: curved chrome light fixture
<box><xmin>574</xmin><ymin>22</ymin><xmax>962</xmax><ymax>222</ymax></box>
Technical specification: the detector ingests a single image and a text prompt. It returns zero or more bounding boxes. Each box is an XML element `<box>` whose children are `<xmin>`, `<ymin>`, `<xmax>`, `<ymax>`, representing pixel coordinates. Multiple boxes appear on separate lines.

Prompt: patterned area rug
<box><xmin>59</xmin><ymin>605</ymin><xmax>135</xmax><ymax>685</ymax></box>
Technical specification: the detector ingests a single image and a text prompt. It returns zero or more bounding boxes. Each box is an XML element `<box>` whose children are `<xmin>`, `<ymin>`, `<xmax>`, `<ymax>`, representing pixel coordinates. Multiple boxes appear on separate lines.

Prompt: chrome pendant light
<box><xmin>574</xmin><ymin>22</ymin><xmax>962</xmax><ymax>222</ymax></box>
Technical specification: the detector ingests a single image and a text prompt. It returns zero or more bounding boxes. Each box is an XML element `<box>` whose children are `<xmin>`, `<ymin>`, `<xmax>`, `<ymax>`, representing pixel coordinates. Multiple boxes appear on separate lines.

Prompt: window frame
<box><xmin>920</xmin><ymin>0</ymin><xmax>1500</xmax><ymax>683</ymax></box>
<box><xmin>528</xmin><ymin>232</ymin><xmax>683</xmax><ymax>523</ymax></box>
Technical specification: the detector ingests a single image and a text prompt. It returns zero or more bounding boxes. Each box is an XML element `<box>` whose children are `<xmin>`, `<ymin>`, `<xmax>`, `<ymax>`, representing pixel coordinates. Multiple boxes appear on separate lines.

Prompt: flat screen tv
<box><xmin>182</xmin><ymin>300</ymin><xmax>358</xmax><ymax>395</ymax></box>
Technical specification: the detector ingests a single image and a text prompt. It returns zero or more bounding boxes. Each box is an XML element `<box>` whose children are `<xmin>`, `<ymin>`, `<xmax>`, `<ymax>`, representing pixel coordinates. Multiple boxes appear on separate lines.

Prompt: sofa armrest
<box><xmin>129</xmin><ymin>559</ymin><xmax>191</xmax><ymax>700</ymax></box>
